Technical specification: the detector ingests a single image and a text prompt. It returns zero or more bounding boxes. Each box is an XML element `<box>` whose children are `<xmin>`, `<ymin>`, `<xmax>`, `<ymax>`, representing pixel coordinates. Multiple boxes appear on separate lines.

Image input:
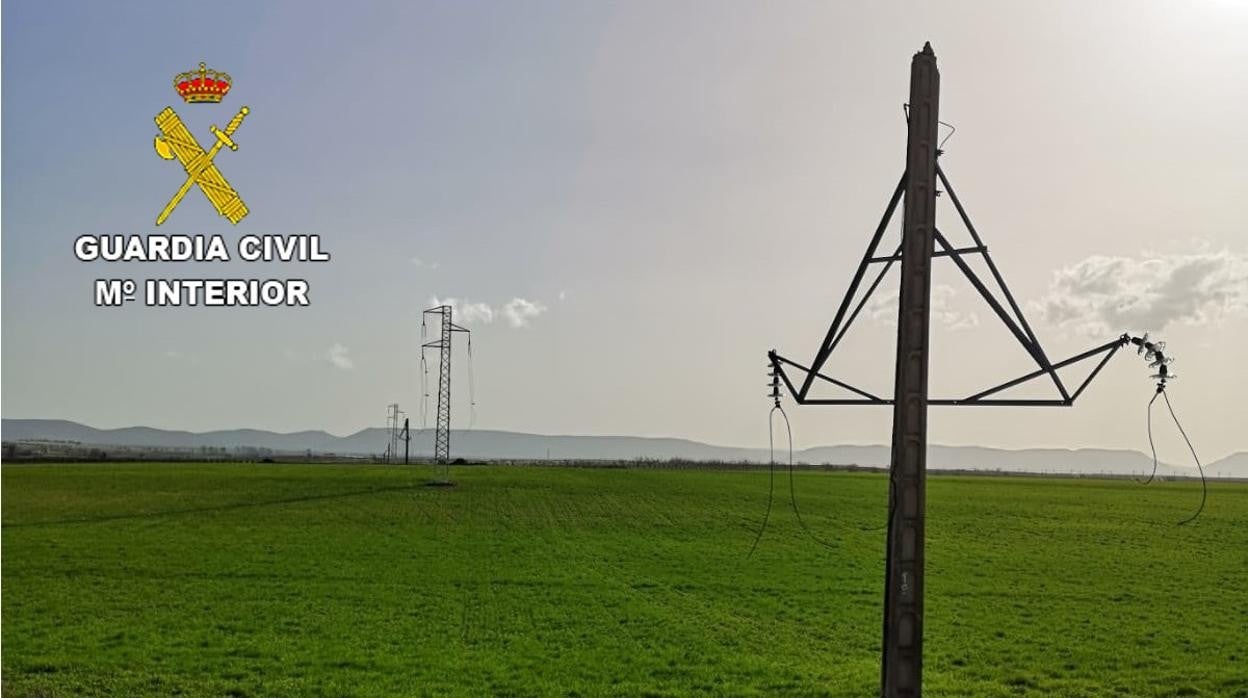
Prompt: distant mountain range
<box><xmin>3</xmin><ymin>418</ymin><xmax>1244</xmax><ymax>479</ymax></box>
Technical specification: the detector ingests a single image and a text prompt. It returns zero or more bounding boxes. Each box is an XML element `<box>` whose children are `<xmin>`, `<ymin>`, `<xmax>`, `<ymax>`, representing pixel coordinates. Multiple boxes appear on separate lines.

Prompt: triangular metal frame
<box><xmin>770</xmin><ymin>161</ymin><xmax>1130</xmax><ymax>407</ymax></box>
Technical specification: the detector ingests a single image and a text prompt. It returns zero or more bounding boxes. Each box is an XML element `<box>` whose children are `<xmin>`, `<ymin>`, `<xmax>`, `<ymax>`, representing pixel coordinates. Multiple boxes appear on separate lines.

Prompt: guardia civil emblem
<box><xmin>153</xmin><ymin>62</ymin><xmax>250</xmax><ymax>225</ymax></box>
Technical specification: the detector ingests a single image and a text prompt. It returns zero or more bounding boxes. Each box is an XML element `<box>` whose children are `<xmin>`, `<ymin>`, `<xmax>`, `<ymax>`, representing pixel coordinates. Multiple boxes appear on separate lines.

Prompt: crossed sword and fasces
<box><xmin>153</xmin><ymin>105</ymin><xmax>250</xmax><ymax>225</ymax></box>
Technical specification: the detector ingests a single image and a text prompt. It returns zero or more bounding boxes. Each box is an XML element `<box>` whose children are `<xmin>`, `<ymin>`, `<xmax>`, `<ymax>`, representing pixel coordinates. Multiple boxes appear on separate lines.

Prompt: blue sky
<box><xmin>4</xmin><ymin>1</ymin><xmax>1247</xmax><ymax>461</ymax></box>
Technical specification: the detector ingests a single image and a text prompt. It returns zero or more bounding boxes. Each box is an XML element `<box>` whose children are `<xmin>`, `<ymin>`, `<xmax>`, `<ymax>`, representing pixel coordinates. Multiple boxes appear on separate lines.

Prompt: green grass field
<box><xmin>2</xmin><ymin>463</ymin><xmax>1245</xmax><ymax>697</ymax></box>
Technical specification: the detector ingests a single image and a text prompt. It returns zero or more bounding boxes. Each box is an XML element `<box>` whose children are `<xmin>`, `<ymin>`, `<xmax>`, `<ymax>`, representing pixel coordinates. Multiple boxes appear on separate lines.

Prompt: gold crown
<box><xmin>174</xmin><ymin>62</ymin><xmax>232</xmax><ymax>104</ymax></box>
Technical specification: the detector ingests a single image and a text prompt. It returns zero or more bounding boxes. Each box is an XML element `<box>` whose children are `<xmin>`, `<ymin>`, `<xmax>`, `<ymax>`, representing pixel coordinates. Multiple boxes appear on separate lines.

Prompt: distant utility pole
<box><xmin>385</xmin><ymin>403</ymin><xmax>404</xmax><ymax>464</ymax></box>
<box><xmin>402</xmin><ymin>417</ymin><xmax>410</xmax><ymax>465</ymax></box>
<box><xmin>422</xmin><ymin>305</ymin><xmax>471</xmax><ymax>479</ymax></box>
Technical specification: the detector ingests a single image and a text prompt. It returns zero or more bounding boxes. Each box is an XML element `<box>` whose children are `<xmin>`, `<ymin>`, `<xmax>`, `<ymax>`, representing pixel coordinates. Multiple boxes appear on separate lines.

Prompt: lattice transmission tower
<box><xmin>384</xmin><ymin>403</ymin><xmax>405</xmax><ymax>464</ymax></box>
<box><xmin>422</xmin><ymin>304</ymin><xmax>471</xmax><ymax>479</ymax></box>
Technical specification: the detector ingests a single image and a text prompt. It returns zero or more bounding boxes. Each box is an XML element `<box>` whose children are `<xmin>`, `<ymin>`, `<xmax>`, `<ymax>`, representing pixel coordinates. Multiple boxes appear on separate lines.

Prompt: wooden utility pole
<box><xmin>766</xmin><ymin>39</ymin><xmax>1144</xmax><ymax>697</ymax></box>
<box><xmin>881</xmin><ymin>41</ymin><xmax>939</xmax><ymax>697</ymax></box>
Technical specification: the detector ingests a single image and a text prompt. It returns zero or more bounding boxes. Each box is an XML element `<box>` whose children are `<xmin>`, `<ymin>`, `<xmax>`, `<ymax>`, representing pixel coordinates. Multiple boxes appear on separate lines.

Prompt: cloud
<box><xmin>867</xmin><ymin>284</ymin><xmax>980</xmax><ymax>330</ymax></box>
<box><xmin>411</xmin><ymin>256</ymin><xmax>440</xmax><ymax>269</ymax></box>
<box><xmin>429</xmin><ymin>296</ymin><xmax>549</xmax><ymax>328</ymax></box>
<box><xmin>429</xmin><ymin>297</ymin><xmax>495</xmax><ymax>324</ymax></box>
<box><xmin>502</xmin><ymin>298</ymin><xmax>547</xmax><ymax>327</ymax></box>
<box><xmin>1032</xmin><ymin>250</ymin><xmax>1248</xmax><ymax>336</ymax></box>
<box><xmin>327</xmin><ymin>343</ymin><xmax>354</xmax><ymax>370</ymax></box>
<box><xmin>459</xmin><ymin>302</ymin><xmax>495</xmax><ymax>324</ymax></box>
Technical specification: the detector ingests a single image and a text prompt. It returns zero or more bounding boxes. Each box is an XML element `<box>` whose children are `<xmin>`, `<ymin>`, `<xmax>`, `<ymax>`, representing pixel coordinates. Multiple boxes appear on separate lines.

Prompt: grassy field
<box><xmin>2</xmin><ymin>463</ymin><xmax>1245</xmax><ymax>697</ymax></box>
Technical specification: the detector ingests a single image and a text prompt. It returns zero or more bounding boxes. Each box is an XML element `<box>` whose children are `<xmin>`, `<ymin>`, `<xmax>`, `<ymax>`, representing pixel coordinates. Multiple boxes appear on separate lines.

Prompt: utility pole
<box><xmin>403</xmin><ymin>417</ymin><xmax>410</xmax><ymax>465</ymax></box>
<box><xmin>765</xmin><ymin>41</ymin><xmax>1170</xmax><ymax>698</ymax></box>
<box><xmin>881</xmin><ymin>41</ymin><xmax>938</xmax><ymax>697</ymax></box>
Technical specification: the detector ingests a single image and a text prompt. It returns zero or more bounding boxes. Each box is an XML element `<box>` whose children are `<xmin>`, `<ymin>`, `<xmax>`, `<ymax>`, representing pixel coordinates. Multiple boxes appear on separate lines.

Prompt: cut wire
<box><xmin>777</xmin><ymin>405</ymin><xmax>837</xmax><ymax>551</ymax></box>
<box><xmin>1137</xmin><ymin>388</ymin><xmax>1206</xmax><ymax>525</ymax></box>
<box><xmin>1164</xmin><ymin>390</ymin><xmax>1206</xmax><ymax>526</ymax></box>
<box><xmin>937</xmin><ymin>120</ymin><xmax>956</xmax><ymax>150</ymax></box>
<box><xmin>420</xmin><ymin>351</ymin><xmax>429</xmax><ymax>429</ymax></box>
<box><xmin>420</xmin><ymin>317</ymin><xmax>430</xmax><ymax>429</ymax></box>
<box><xmin>747</xmin><ymin>406</ymin><xmax>779</xmax><ymax>558</ymax></box>
<box><xmin>1137</xmin><ymin>391</ymin><xmax>1161</xmax><ymax>485</ymax></box>
<box><xmin>466</xmin><ymin>334</ymin><xmax>477</xmax><ymax>429</ymax></box>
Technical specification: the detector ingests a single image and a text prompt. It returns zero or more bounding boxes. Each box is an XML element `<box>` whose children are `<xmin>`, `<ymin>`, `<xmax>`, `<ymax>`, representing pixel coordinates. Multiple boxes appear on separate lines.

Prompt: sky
<box><xmin>3</xmin><ymin>1</ymin><xmax>1246</xmax><ymax>463</ymax></box>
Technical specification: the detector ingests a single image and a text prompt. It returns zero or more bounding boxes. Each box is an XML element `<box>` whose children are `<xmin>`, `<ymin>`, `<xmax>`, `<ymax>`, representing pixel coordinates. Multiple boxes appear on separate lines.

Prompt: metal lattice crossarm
<box><xmin>770</xmin><ymin>334</ymin><xmax>1129</xmax><ymax>407</ymax></box>
<box><xmin>772</xmin><ymin>157</ymin><xmax>1141</xmax><ymax>409</ymax></box>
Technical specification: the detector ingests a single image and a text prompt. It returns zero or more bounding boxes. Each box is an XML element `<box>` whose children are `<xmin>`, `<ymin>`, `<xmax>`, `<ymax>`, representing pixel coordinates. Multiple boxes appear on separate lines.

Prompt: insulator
<box><xmin>1137</xmin><ymin>333</ymin><xmax>1150</xmax><ymax>354</ymax></box>
<box><xmin>1153</xmin><ymin>341</ymin><xmax>1165</xmax><ymax>351</ymax></box>
<box><xmin>1145</xmin><ymin>350</ymin><xmax>1156</xmax><ymax>361</ymax></box>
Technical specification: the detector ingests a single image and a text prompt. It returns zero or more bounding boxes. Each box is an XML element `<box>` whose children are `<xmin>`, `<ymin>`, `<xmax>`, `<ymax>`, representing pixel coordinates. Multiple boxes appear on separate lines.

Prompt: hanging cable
<box><xmin>750</xmin><ymin>361</ymin><xmax>783</xmax><ymax>557</ymax></box>
<box><xmin>420</xmin><ymin>351</ymin><xmax>429</xmax><ymax>429</ymax></box>
<box><xmin>777</xmin><ymin>405</ymin><xmax>837</xmax><ymax>551</ymax></box>
<box><xmin>1137</xmin><ymin>390</ymin><xmax>1161</xmax><ymax>485</ymax></box>
<box><xmin>1163</xmin><ymin>390</ymin><xmax>1206</xmax><ymax>526</ymax></box>
<box><xmin>420</xmin><ymin>317</ymin><xmax>429</xmax><ymax>429</ymax></box>
<box><xmin>937</xmin><ymin>119</ymin><xmax>956</xmax><ymax>150</ymax></box>
<box><xmin>1127</xmin><ymin>334</ymin><xmax>1204</xmax><ymax>523</ymax></box>
<box><xmin>747</xmin><ymin>406</ymin><xmax>779</xmax><ymax>558</ymax></box>
<box><xmin>751</xmin><ymin>356</ymin><xmax>884</xmax><ymax>557</ymax></box>
<box><xmin>466</xmin><ymin>334</ymin><xmax>477</xmax><ymax>429</ymax></box>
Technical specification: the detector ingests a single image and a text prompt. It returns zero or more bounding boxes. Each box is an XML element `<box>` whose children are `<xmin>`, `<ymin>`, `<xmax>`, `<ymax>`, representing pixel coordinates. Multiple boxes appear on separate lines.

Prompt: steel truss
<box><xmin>422</xmin><ymin>305</ymin><xmax>471</xmax><ymax>467</ymax></box>
<box><xmin>770</xmin><ymin>161</ymin><xmax>1128</xmax><ymax>408</ymax></box>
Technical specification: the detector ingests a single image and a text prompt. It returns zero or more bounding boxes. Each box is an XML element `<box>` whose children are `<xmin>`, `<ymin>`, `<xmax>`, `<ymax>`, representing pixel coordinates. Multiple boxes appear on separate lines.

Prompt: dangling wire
<box><xmin>1128</xmin><ymin>334</ymin><xmax>1204</xmax><ymax>524</ymax></box>
<box><xmin>747</xmin><ymin>406</ymin><xmax>779</xmax><ymax>558</ymax></box>
<box><xmin>937</xmin><ymin>119</ymin><xmax>956</xmax><ymax>150</ymax></box>
<box><xmin>420</xmin><ymin>317</ymin><xmax>429</xmax><ymax>429</ymax></box>
<box><xmin>777</xmin><ymin>405</ymin><xmax>837</xmax><ymax>551</ymax></box>
<box><xmin>1137</xmin><ymin>391</ymin><xmax>1162</xmax><ymax>485</ymax></box>
<box><xmin>466</xmin><ymin>334</ymin><xmax>477</xmax><ymax>429</ymax></box>
<box><xmin>750</xmin><ymin>354</ymin><xmax>880</xmax><ymax>557</ymax></box>
<box><xmin>420</xmin><ymin>351</ymin><xmax>429</xmax><ymax>428</ymax></box>
<box><xmin>1163</xmin><ymin>390</ymin><xmax>1206</xmax><ymax>526</ymax></box>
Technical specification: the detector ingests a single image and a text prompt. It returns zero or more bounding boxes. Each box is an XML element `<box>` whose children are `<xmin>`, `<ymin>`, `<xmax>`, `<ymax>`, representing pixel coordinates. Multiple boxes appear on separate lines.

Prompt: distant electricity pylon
<box><xmin>384</xmin><ymin>403</ymin><xmax>406</xmax><ymax>464</ymax></box>
<box><xmin>763</xmin><ymin>43</ymin><xmax>1192</xmax><ymax>697</ymax></box>
<box><xmin>422</xmin><ymin>304</ymin><xmax>471</xmax><ymax>480</ymax></box>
